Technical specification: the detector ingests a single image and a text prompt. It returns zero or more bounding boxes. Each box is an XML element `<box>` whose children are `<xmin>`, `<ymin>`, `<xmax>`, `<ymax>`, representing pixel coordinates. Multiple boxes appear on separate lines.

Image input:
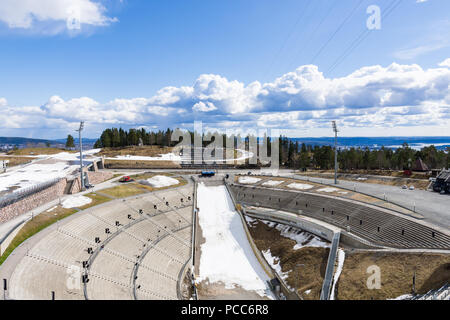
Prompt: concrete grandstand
<box><xmin>0</xmin><ymin>168</ymin><xmax>448</xmax><ymax>300</ymax></box>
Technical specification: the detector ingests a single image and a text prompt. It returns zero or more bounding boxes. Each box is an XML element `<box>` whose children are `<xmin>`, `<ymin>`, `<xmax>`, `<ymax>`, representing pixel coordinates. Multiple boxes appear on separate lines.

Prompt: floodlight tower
<box><xmin>332</xmin><ymin>121</ymin><xmax>338</xmax><ymax>185</ymax></box>
<box><xmin>76</xmin><ymin>121</ymin><xmax>85</xmax><ymax>190</ymax></box>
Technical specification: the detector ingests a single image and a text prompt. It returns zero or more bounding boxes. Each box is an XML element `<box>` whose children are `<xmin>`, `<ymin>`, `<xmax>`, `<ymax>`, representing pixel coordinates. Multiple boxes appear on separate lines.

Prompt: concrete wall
<box><xmin>0</xmin><ymin>179</ymin><xmax>67</xmax><ymax>224</ymax></box>
<box><xmin>69</xmin><ymin>171</ymin><xmax>113</xmax><ymax>194</ymax></box>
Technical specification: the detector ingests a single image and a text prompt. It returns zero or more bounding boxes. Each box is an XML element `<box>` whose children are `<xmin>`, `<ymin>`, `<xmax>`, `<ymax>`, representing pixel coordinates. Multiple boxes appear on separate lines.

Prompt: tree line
<box><xmin>278</xmin><ymin>137</ymin><xmax>450</xmax><ymax>171</ymax></box>
<box><xmin>92</xmin><ymin>127</ymin><xmax>449</xmax><ymax>170</ymax></box>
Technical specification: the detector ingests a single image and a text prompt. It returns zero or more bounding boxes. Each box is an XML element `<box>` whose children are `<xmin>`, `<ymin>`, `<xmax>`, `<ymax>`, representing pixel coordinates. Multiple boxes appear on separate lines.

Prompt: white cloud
<box><xmin>192</xmin><ymin>101</ymin><xmax>217</xmax><ymax>112</ymax></box>
<box><xmin>439</xmin><ymin>58</ymin><xmax>450</xmax><ymax>68</ymax></box>
<box><xmin>0</xmin><ymin>0</ymin><xmax>117</xmax><ymax>33</ymax></box>
<box><xmin>1</xmin><ymin>59</ymin><xmax>450</xmax><ymax>137</ymax></box>
<box><xmin>394</xmin><ymin>44</ymin><xmax>447</xmax><ymax>60</ymax></box>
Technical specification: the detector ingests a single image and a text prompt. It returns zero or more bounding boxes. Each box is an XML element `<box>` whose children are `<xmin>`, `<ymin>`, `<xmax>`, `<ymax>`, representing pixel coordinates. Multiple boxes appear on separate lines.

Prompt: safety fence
<box><xmin>0</xmin><ymin>178</ymin><xmax>63</xmax><ymax>209</ymax></box>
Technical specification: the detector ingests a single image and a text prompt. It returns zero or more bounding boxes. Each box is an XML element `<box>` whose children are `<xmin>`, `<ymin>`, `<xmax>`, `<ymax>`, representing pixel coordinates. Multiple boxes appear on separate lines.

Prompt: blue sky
<box><xmin>0</xmin><ymin>0</ymin><xmax>449</xmax><ymax>139</ymax></box>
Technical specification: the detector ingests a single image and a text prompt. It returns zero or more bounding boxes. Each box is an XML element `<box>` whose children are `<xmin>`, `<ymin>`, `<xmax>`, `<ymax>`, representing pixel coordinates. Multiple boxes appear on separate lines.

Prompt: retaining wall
<box><xmin>69</xmin><ymin>171</ymin><xmax>114</xmax><ymax>194</ymax></box>
<box><xmin>0</xmin><ymin>179</ymin><xmax>67</xmax><ymax>224</ymax></box>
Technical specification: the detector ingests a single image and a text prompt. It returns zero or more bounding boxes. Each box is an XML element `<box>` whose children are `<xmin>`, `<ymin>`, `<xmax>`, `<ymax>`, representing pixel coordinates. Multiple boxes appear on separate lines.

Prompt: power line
<box><xmin>326</xmin><ymin>0</ymin><xmax>403</xmax><ymax>75</ymax></box>
<box><xmin>286</xmin><ymin>0</ymin><xmax>339</xmax><ymax>71</ymax></box>
<box><xmin>309</xmin><ymin>0</ymin><xmax>365</xmax><ymax>64</ymax></box>
<box><xmin>261</xmin><ymin>1</ymin><xmax>313</xmax><ymax>81</ymax></box>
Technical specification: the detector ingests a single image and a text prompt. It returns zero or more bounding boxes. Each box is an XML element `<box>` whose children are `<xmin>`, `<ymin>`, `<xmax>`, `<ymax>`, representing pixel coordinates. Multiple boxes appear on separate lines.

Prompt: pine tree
<box><xmin>65</xmin><ymin>134</ymin><xmax>75</xmax><ymax>149</ymax></box>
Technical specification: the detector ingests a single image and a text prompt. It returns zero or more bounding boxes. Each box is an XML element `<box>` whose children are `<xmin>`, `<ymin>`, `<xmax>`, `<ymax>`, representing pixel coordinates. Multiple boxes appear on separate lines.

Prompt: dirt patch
<box><xmin>196</xmin><ymin>281</ymin><xmax>268</xmax><ymax>300</ymax></box>
<box><xmin>338</xmin><ymin>251</ymin><xmax>450</xmax><ymax>300</ymax></box>
<box><xmin>98</xmin><ymin>146</ymin><xmax>174</xmax><ymax>157</ymax></box>
<box><xmin>104</xmin><ymin>159</ymin><xmax>180</xmax><ymax>169</ymax></box>
<box><xmin>100</xmin><ymin>184</ymin><xmax>147</xmax><ymax>198</ymax></box>
<box><xmin>7</xmin><ymin>148</ymin><xmax>73</xmax><ymax>156</ymax></box>
<box><xmin>0</xmin><ymin>156</ymin><xmax>35</xmax><ymax>167</ymax></box>
<box><xmin>247</xmin><ymin>219</ymin><xmax>329</xmax><ymax>300</ymax></box>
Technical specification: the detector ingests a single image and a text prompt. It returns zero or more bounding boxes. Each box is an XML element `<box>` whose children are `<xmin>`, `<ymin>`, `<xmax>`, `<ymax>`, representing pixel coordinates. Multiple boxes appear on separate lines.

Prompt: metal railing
<box><xmin>0</xmin><ymin>178</ymin><xmax>62</xmax><ymax>209</ymax></box>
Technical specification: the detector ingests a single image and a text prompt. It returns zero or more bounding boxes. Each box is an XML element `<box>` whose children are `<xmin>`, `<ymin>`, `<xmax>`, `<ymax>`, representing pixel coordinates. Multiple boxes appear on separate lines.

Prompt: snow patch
<box><xmin>61</xmin><ymin>195</ymin><xmax>92</xmax><ymax>208</ymax></box>
<box><xmin>330</xmin><ymin>249</ymin><xmax>345</xmax><ymax>300</ymax></box>
<box><xmin>107</xmin><ymin>153</ymin><xmax>180</xmax><ymax>161</ymax></box>
<box><xmin>262</xmin><ymin>249</ymin><xmax>291</xmax><ymax>285</ymax></box>
<box><xmin>261</xmin><ymin>220</ymin><xmax>330</xmax><ymax>249</ymax></box>
<box><xmin>317</xmin><ymin>187</ymin><xmax>339</xmax><ymax>193</ymax></box>
<box><xmin>261</xmin><ymin>180</ymin><xmax>284</xmax><ymax>187</ymax></box>
<box><xmin>238</xmin><ymin>176</ymin><xmax>261</xmax><ymax>184</ymax></box>
<box><xmin>196</xmin><ymin>183</ymin><xmax>272</xmax><ymax>298</ymax></box>
<box><xmin>391</xmin><ymin>294</ymin><xmax>414</xmax><ymax>300</ymax></box>
<box><xmin>143</xmin><ymin>175</ymin><xmax>179</xmax><ymax>188</ymax></box>
<box><xmin>46</xmin><ymin>206</ymin><xmax>58</xmax><ymax>212</ymax></box>
<box><xmin>286</xmin><ymin>183</ymin><xmax>313</xmax><ymax>190</ymax></box>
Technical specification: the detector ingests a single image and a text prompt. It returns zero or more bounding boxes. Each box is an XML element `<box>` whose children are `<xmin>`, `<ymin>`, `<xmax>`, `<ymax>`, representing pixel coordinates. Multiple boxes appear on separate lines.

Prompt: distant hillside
<box><xmin>0</xmin><ymin>137</ymin><xmax>54</xmax><ymax>145</ymax></box>
<box><xmin>54</xmin><ymin>138</ymin><xmax>98</xmax><ymax>144</ymax></box>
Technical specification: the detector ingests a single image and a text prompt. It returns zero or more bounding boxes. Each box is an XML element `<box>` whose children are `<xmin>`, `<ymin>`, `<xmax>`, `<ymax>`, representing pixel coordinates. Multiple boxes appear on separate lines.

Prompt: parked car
<box><xmin>409</xmin><ymin>185</ymin><xmax>415</xmax><ymax>190</ymax></box>
<box><xmin>402</xmin><ymin>185</ymin><xmax>408</xmax><ymax>189</ymax></box>
<box><xmin>119</xmin><ymin>176</ymin><xmax>133</xmax><ymax>183</ymax></box>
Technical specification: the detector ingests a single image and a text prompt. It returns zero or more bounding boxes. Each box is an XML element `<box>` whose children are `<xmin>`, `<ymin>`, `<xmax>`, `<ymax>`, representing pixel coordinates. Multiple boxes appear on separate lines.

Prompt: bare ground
<box><xmin>97</xmin><ymin>146</ymin><xmax>174</xmax><ymax>157</ymax></box>
<box><xmin>337</xmin><ymin>251</ymin><xmax>450</xmax><ymax>300</ymax></box>
<box><xmin>246</xmin><ymin>219</ymin><xmax>329</xmax><ymax>300</ymax></box>
<box><xmin>246</xmin><ymin>218</ymin><xmax>450</xmax><ymax>300</ymax></box>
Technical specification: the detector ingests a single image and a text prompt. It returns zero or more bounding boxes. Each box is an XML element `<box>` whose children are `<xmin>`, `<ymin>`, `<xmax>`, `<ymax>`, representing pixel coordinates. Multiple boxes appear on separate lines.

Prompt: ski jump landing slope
<box><xmin>195</xmin><ymin>182</ymin><xmax>273</xmax><ymax>299</ymax></box>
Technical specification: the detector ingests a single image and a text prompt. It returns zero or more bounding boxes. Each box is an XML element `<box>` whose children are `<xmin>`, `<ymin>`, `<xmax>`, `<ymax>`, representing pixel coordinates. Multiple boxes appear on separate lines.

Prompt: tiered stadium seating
<box><xmin>230</xmin><ymin>184</ymin><xmax>450</xmax><ymax>249</ymax></box>
<box><xmin>8</xmin><ymin>185</ymin><xmax>194</xmax><ymax>300</ymax></box>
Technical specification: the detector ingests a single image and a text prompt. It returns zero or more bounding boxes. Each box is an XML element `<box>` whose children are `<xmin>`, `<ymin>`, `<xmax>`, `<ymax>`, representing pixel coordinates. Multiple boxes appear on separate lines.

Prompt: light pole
<box><xmin>76</xmin><ymin>121</ymin><xmax>85</xmax><ymax>191</ymax></box>
<box><xmin>332</xmin><ymin>121</ymin><xmax>338</xmax><ymax>185</ymax></box>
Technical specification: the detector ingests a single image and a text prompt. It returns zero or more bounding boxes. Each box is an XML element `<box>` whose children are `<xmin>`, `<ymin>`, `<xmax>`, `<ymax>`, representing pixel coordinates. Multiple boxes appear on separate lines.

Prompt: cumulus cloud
<box><xmin>0</xmin><ymin>98</ymin><xmax>7</xmax><ymax>107</ymax></box>
<box><xmin>1</xmin><ymin>60</ymin><xmax>450</xmax><ymax>137</ymax></box>
<box><xmin>439</xmin><ymin>58</ymin><xmax>450</xmax><ymax>68</ymax></box>
<box><xmin>0</xmin><ymin>0</ymin><xmax>117</xmax><ymax>33</ymax></box>
<box><xmin>192</xmin><ymin>101</ymin><xmax>218</xmax><ymax>112</ymax></box>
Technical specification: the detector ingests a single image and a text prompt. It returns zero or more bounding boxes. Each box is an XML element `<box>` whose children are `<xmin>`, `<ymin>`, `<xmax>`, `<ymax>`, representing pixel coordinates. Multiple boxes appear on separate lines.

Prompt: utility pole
<box><xmin>76</xmin><ymin>121</ymin><xmax>85</xmax><ymax>191</ymax></box>
<box><xmin>332</xmin><ymin>121</ymin><xmax>338</xmax><ymax>185</ymax></box>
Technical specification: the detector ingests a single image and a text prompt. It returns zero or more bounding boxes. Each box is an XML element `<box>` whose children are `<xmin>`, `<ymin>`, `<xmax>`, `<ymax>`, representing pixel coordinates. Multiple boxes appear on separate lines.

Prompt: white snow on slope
<box><xmin>317</xmin><ymin>187</ymin><xmax>339</xmax><ymax>193</ymax></box>
<box><xmin>262</xmin><ymin>249</ymin><xmax>291</xmax><ymax>284</ymax></box>
<box><xmin>106</xmin><ymin>153</ymin><xmax>181</xmax><ymax>161</ymax></box>
<box><xmin>261</xmin><ymin>220</ymin><xmax>330</xmax><ymax>249</ymax></box>
<box><xmin>238</xmin><ymin>176</ymin><xmax>261</xmax><ymax>184</ymax></box>
<box><xmin>0</xmin><ymin>149</ymin><xmax>101</xmax><ymax>194</ymax></box>
<box><xmin>286</xmin><ymin>183</ymin><xmax>313</xmax><ymax>190</ymax></box>
<box><xmin>262</xmin><ymin>180</ymin><xmax>284</xmax><ymax>187</ymax></box>
<box><xmin>196</xmin><ymin>183</ymin><xmax>272</xmax><ymax>298</ymax></box>
<box><xmin>391</xmin><ymin>294</ymin><xmax>414</xmax><ymax>300</ymax></box>
<box><xmin>143</xmin><ymin>175</ymin><xmax>179</xmax><ymax>188</ymax></box>
<box><xmin>61</xmin><ymin>195</ymin><xmax>92</xmax><ymax>208</ymax></box>
<box><xmin>0</xmin><ymin>162</ymin><xmax>74</xmax><ymax>193</ymax></box>
<box><xmin>330</xmin><ymin>249</ymin><xmax>346</xmax><ymax>300</ymax></box>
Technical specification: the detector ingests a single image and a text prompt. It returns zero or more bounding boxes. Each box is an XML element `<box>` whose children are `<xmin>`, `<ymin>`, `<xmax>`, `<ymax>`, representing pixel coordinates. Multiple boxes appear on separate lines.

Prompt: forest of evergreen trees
<box><xmin>94</xmin><ymin>127</ymin><xmax>450</xmax><ymax>171</ymax></box>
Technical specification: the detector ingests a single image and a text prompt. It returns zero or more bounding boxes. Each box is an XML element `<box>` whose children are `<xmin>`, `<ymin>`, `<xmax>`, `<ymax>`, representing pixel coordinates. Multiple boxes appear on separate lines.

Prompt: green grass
<box><xmin>0</xmin><ymin>206</ymin><xmax>77</xmax><ymax>266</ymax></box>
<box><xmin>100</xmin><ymin>184</ymin><xmax>147</xmax><ymax>198</ymax></box>
<box><xmin>79</xmin><ymin>193</ymin><xmax>113</xmax><ymax>209</ymax></box>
